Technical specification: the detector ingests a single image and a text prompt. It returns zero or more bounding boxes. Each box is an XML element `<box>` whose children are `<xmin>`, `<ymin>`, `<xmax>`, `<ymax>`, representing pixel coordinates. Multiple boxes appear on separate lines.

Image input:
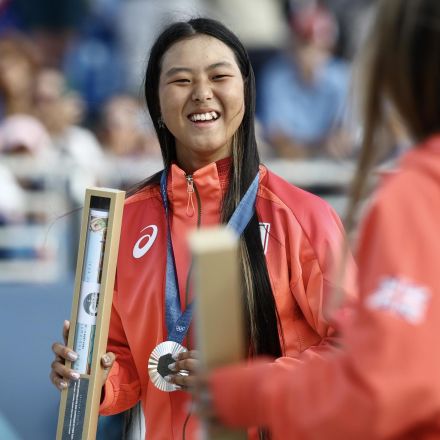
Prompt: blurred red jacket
<box><xmin>210</xmin><ymin>135</ymin><xmax>440</xmax><ymax>439</ymax></box>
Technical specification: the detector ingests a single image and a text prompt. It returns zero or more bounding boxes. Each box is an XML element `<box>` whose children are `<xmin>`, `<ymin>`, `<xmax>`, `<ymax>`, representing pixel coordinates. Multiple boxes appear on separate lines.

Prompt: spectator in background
<box><xmin>258</xmin><ymin>0</ymin><xmax>353</xmax><ymax>159</ymax></box>
<box><xmin>98</xmin><ymin>94</ymin><xmax>159</xmax><ymax>159</ymax></box>
<box><xmin>33</xmin><ymin>68</ymin><xmax>105</xmax><ymax>201</ymax></box>
<box><xmin>7</xmin><ymin>0</ymin><xmax>125</xmax><ymax>124</ymax></box>
<box><xmin>0</xmin><ymin>33</ymin><xmax>41</xmax><ymax>118</ymax></box>
<box><xmin>33</xmin><ymin>68</ymin><xmax>103</xmax><ymax>170</ymax></box>
<box><xmin>324</xmin><ymin>0</ymin><xmax>374</xmax><ymax>59</ymax></box>
<box><xmin>0</xmin><ymin>114</ymin><xmax>52</xmax><ymax>260</ymax></box>
<box><xmin>0</xmin><ymin>113</ymin><xmax>53</xmax><ymax>159</ymax></box>
<box><xmin>0</xmin><ymin>162</ymin><xmax>26</xmax><ymax>225</ymax></box>
<box><xmin>13</xmin><ymin>0</ymin><xmax>88</xmax><ymax>67</ymax></box>
<box><xmin>62</xmin><ymin>0</ymin><xmax>126</xmax><ymax>125</ymax></box>
<box><xmin>97</xmin><ymin>94</ymin><xmax>162</xmax><ymax>189</ymax></box>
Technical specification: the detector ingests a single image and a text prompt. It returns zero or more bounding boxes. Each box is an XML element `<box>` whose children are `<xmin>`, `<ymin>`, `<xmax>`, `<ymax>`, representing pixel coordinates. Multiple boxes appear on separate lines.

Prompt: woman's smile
<box><xmin>187</xmin><ymin>109</ymin><xmax>220</xmax><ymax>125</ymax></box>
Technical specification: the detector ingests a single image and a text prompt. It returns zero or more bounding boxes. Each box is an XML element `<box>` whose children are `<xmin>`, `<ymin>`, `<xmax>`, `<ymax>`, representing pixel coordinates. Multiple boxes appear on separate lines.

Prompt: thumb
<box><xmin>101</xmin><ymin>352</ymin><xmax>116</xmax><ymax>386</ymax></box>
<box><xmin>101</xmin><ymin>352</ymin><xmax>115</xmax><ymax>371</ymax></box>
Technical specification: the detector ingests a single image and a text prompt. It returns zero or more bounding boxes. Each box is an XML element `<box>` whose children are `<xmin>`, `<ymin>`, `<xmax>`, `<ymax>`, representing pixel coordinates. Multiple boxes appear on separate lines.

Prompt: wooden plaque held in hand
<box><xmin>189</xmin><ymin>226</ymin><xmax>247</xmax><ymax>440</ymax></box>
<box><xmin>56</xmin><ymin>187</ymin><xmax>125</xmax><ymax>440</ymax></box>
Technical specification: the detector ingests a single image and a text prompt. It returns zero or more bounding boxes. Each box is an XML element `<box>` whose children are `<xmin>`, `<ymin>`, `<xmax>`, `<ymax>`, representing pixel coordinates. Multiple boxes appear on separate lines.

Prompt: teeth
<box><xmin>190</xmin><ymin>111</ymin><xmax>219</xmax><ymax>122</ymax></box>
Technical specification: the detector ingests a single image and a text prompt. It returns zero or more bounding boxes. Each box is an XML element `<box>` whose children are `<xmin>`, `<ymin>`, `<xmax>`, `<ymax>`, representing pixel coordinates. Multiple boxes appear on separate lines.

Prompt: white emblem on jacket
<box><xmin>259</xmin><ymin>222</ymin><xmax>271</xmax><ymax>254</ymax></box>
<box><xmin>366</xmin><ymin>277</ymin><xmax>431</xmax><ymax>324</ymax></box>
<box><xmin>133</xmin><ymin>225</ymin><xmax>158</xmax><ymax>259</ymax></box>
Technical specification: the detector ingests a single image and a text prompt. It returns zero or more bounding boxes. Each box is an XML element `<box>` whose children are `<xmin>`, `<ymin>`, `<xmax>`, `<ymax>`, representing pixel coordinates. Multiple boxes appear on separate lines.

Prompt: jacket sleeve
<box><xmin>209</xmin><ymin>191</ymin><xmax>440</xmax><ymax>438</ymax></box>
<box><xmin>287</xmin><ymin>202</ymin><xmax>357</xmax><ymax>358</ymax></box>
<box><xmin>264</xmin><ymin>203</ymin><xmax>357</xmax><ymax>391</ymax></box>
<box><xmin>100</xmin><ymin>292</ymin><xmax>141</xmax><ymax>415</ymax></box>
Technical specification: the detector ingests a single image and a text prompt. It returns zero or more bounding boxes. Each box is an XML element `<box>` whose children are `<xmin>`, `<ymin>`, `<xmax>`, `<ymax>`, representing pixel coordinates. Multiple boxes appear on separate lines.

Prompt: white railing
<box><xmin>0</xmin><ymin>156</ymin><xmax>355</xmax><ymax>283</ymax></box>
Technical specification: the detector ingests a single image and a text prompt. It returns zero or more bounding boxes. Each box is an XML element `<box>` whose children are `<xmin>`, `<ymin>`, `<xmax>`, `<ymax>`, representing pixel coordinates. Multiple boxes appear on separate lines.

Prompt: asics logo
<box><xmin>132</xmin><ymin>225</ymin><xmax>158</xmax><ymax>259</ymax></box>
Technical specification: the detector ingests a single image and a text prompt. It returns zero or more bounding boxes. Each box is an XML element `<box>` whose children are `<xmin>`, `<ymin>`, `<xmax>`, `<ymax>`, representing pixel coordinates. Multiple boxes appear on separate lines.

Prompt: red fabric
<box><xmin>210</xmin><ymin>135</ymin><xmax>440</xmax><ymax>439</ymax></box>
<box><xmin>99</xmin><ymin>159</ymin><xmax>356</xmax><ymax>439</ymax></box>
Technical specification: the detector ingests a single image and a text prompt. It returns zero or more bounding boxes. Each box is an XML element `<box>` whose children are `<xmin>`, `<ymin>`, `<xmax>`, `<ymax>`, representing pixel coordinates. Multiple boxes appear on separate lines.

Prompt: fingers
<box><xmin>170</xmin><ymin>357</ymin><xmax>200</xmax><ymax>374</ymax></box>
<box><xmin>50</xmin><ymin>358</ymin><xmax>80</xmax><ymax>386</ymax></box>
<box><xmin>171</xmin><ymin>350</ymin><xmax>200</xmax><ymax>373</ymax></box>
<box><xmin>165</xmin><ymin>371</ymin><xmax>198</xmax><ymax>389</ymax></box>
<box><xmin>164</xmin><ymin>350</ymin><xmax>201</xmax><ymax>389</ymax></box>
<box><xmin>174</xmin><ymin>350</ymin><xmax>199</xmax><ymax>361</ymax></box>
<box><xmin>51</xmin><ymin>321</ymin><xmax>77</xmax><ymax>393</ymax></box>
<box><xmin>51</xmin><ymin>341</ymin><xmax>78</xmax><ymax>363</ymax></box>
<box><xmin>50</xmin><ymin>369</ymin><xmax>69</xmax><ymax>391</ymax></box>
<box><xmin>50</xmin><ymin>354</ymin><xmax>80</xmax><ymax>391</ymax></box>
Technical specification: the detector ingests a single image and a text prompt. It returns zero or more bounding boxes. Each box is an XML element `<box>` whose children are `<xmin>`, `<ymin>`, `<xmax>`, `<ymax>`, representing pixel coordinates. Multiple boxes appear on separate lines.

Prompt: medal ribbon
<box><xmin>160</xmin><ymin>169</ymin><xmax>259</xmax><ymax>344</ymax></box>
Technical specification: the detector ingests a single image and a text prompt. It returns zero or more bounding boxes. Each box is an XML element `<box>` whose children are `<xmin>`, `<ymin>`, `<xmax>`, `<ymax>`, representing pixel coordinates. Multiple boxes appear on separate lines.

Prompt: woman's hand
<box><xmin>50</xmin><ymin>320</ymin><xmax>115</xmax><ymax>390</ymax></box>
<box><xmin>165</xmin><ymin>349</ymin><xmax>201</xmax><ymax>390</ymax></box>
<box><xmin>165</xmin><ymin>350</ymin><xmax>224</xmax><ymax>428</ymax></box>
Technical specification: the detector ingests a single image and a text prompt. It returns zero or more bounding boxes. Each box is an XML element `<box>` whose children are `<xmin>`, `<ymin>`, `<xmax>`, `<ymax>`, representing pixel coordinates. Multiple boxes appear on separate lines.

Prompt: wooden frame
<box><xmin>56</xmin><ymin>187</ymin><xmax>125</xmax><ymax>440</ymax></box>
<box><xmin>189</xmin><ymin>226</ymin><xmax>247</xmax><ymax>440</ymax></box>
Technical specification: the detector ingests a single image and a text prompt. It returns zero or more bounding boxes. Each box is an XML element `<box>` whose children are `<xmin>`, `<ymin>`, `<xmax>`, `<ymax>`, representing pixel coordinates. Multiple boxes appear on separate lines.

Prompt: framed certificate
<box><xmin>56</xmin><ymin>187</ymin><xmax>125</xmax><ymax>440</ymax></box>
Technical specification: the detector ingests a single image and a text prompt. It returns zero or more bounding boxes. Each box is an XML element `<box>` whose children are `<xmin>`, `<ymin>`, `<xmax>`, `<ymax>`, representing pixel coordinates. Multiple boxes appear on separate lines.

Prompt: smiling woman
<box><xmin>159</xmin><ymin>35</ymin><xmax>244</xmax><ymax>172</ymax></box>
<box><xmin>158</xmin><ymin>35</ymin><xmax>245</xmax><ymax>172</ymax></box>
<box><xmin>50</xmin><ymin>17</ymin><xmax>357</xmax><ymax>440</ymax></box>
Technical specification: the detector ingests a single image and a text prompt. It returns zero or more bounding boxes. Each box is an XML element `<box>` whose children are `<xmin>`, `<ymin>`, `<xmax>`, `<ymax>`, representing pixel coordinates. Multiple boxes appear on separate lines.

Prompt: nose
<box><xmin>191</xmin><ymin>81</ymin><xmax>213</xmax><ymax>102</ymax></box>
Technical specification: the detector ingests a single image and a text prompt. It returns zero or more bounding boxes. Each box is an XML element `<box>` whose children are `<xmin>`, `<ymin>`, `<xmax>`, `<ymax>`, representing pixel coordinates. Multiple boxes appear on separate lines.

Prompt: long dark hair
<box><xmin>135</xmin><ymin>18</ymin><xmax>282</xmax><ymax>358</ymax></box>
<box><xmin>346</xmin><ymin>0</ymin><xmax>440</xmax><ymax>232</ymax></box>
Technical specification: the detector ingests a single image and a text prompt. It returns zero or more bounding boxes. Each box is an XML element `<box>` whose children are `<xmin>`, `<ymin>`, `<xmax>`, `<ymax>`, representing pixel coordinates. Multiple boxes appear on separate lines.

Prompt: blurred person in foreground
<box><xmin>258</xmin><ymin>0</ymin><xmax>353</xmax><ymax>159</ymax></box>
<box><xmin>189</xmin><ymin>0</ymin><xmax>440</xmax><ymax>438</ymax></box>
<box><xmin>50</xmin><ymin>17</ymin><xmax>356</xmax><ymax>439</ymax></box>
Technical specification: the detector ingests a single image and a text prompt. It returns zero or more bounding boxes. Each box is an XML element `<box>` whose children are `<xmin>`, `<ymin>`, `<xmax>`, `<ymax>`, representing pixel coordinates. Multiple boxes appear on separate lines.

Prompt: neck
<box><xmin>176</xmin><ymin>150</ymin><xmax>232</xmax><ymax>174</ymax></box>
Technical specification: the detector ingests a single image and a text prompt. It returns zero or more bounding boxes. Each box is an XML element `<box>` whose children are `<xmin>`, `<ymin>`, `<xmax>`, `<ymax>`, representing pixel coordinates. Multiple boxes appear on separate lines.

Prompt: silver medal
<box><xmin>148</xmin><ymin>341</ymin><xmax>188</xmax><ymax>392</ymax></box>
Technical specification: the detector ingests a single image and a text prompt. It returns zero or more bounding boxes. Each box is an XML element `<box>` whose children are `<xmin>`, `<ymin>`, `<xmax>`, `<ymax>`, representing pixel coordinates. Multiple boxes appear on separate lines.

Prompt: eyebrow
<box><xmin>164</xmin><ymin>61</ymin><xmax>235</xmax><ymax>77</ymax></box>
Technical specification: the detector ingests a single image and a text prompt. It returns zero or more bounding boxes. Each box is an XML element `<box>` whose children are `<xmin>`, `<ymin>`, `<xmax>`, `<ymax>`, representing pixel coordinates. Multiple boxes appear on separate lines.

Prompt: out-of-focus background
<box><xmin>0</xmin><ymin>0</ymin><xmax>408</xmax><ymax>438</ymax></box>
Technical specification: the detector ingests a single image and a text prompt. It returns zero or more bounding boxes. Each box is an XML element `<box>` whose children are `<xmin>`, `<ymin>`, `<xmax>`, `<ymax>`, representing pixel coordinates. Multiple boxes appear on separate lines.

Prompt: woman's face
<box><xmin>158</xmin><ymin>34</ymin><xmax>245</xmax><ymax>172</ymax></box>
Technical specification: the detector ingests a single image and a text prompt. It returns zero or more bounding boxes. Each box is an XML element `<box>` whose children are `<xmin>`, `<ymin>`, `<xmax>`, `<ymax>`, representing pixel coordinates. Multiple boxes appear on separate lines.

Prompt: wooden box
<box><xmin>189</xmin><ymin>226</ymin><xmax>247</xmax><ymax>440</ymax></box>
<box><xmin>56</xmin><ymin>188</ymin><xmax>125</xmax><ymax>440</ymax></box>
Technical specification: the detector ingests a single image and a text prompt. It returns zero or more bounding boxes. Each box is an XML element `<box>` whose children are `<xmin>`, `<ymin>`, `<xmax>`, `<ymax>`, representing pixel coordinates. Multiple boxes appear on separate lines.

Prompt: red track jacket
<box><xmin>100</xmin><ymin>158</ymin><xmax>356</xmax><ymax>439</ymax></box>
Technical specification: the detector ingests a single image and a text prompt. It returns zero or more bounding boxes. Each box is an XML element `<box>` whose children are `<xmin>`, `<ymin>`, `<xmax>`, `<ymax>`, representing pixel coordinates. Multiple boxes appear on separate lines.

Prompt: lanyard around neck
<box><xmin>160</xmin><ymin>169</ymin><xmax>259</xmax><ymax>344</ymax></box>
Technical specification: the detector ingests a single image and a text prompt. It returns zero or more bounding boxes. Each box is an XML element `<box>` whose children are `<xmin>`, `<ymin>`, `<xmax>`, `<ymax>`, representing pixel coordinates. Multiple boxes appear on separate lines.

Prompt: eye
<box><xmin>170</xmin><ymin>78</ymin><xmax>191</xmax><ymax>84</ymax></box>
<box><xmin>212</xmin><ymin>74</ymin><xmax>231</xmax><ymax>81</ymax></box>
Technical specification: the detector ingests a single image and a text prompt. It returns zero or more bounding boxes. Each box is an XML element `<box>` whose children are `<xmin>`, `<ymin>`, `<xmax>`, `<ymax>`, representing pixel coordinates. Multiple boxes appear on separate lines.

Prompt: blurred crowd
<box><xmin>0</xmin><ymin>0</ymin><xmax>377</xmax><ymax>251</ymax></box>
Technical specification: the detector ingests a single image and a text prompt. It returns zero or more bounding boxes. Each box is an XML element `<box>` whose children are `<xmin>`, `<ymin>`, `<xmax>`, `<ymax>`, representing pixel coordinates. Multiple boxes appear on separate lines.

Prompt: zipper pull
<box><xmin>186</xmin><ymin>175</ymin><xmax>195</xmax><ymax>217</ymax></box>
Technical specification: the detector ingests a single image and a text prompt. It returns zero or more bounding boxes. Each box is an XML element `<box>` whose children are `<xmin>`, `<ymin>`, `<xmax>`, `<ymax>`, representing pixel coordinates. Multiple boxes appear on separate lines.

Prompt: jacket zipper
<box><xmin>185</xmin><ymin>175</ymin><xmax>195</xmax><ymax>217</ymax></box>
<box><xmin>184</xmin><ymin>174</ymin><xmax>201</xmax><ymax>351</ymax></box>
<box><xmin>185</xmin><ymin>174</ymin><xmax>201</xmax><ymax>227</ymax></box>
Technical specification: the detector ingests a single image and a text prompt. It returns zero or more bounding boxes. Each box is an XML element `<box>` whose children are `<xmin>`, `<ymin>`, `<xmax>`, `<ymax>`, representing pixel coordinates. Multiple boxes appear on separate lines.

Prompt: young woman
<box><xmin>50</xmin><ymin>18</ymin><xmax>355</xmax><ymax>439</ymax></box>
<box><xmin>197</xmin><ymin>1</ymin><xmax>440</xmax><ymax>438</ymax></box>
